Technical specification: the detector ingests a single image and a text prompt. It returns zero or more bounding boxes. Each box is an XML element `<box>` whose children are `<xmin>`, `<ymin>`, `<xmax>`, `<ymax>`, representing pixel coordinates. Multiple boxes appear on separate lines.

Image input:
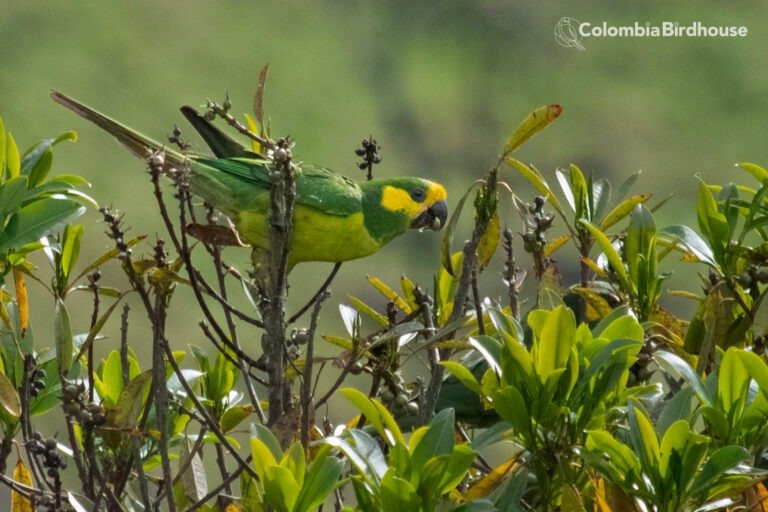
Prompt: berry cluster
<box><xmin>379</xmin><ymin>374</ymin><xmax>419</xmax><ymax>420</ymax></box>
<box><xmin>355</xmin><ymin>137</ymin><xmax>382</xmax><ymax>180</ymax></box>
<box><xmin>28</xmin><ymin>367</ymin><xmax>46</xmax><ymax>398</ymax></box>
<box><xmin>28</xmin><ymin>432</ymin><xmax>66</xmax><ymax>478</ymax></box>
<box><xmin>61</xmin><ymin>381</ymin><xmax>106</xmax><ymax>428</ymax></box>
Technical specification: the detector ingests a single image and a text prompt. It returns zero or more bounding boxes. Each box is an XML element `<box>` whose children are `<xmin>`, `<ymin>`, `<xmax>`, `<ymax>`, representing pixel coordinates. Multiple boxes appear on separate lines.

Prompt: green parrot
<box><xmin>50</xmin><ymin>91</ymin><xmax>448</xmax><ymax>270</ymax></box>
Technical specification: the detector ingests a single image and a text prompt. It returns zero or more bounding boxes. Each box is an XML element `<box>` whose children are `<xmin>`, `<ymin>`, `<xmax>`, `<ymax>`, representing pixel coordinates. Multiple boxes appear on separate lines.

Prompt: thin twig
<box><xmin>288</xmin><ymin>263</ymin><xmax>341</xmax><ymax>324</ymax></box>
<box><xmin>301</xmin><ymin>291</ymin><xmax>329</xmax><ymax>449</ymax></box>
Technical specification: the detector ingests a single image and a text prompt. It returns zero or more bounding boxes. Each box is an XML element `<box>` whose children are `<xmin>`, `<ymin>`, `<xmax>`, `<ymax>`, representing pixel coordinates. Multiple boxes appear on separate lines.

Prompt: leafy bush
<box><xmin>1</xmin><ymin>80</ymin><xmax>768</xmax><ymax>512</ymax></box>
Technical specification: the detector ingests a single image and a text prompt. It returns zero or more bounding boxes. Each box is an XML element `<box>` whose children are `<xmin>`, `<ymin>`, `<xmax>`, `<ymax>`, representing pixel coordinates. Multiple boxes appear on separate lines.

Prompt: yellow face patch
<box><xmin>381</xmin><ymin>183</ymin><xmax>447</xmax><ymax>217</ymax></box>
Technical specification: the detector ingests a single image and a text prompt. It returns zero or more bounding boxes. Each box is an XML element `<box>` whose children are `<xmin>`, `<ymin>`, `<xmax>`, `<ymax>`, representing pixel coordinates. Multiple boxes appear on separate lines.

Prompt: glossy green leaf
<box><xmin>281</xmin><ymin>442</ymin><xmax>306</xmax><ymax>489</ymax></box>
<box><xmin>339</xmin><ymin>388</ymin><xmax>392</xmax><ymax>443</ymax></box>
<box><xmin>718</xmin><ymin>348</ymin><xmax>749</xmax><ymax>423</ymax></box>
<box><xmin>555</xmin><ymin>167</ymin><xmax>575</xmax><ymax>212</ymax></box>
<box><xmin>469</xmin><ymin>335</ymin><xmax>502</xmax><ymax>376</ymax></box>
<box><xmin>655</xmin><ymin>351</ymin><xmax>713</xmax><ymax>406</ymax></box>
<box><xmin>6</xmin><ymin>132</ymin><xmax>20</xmax><ymax>179</ymax></box>
<box><xmin>293</xmin><ymin>447</ymin><xmax>343</xmax><ymax>512</ymax></box>
<box><xmin>690</xmin><ymin>445</ymin><xmax>749</xmax><ymax>497</ymax></box>
<box><xmin>220</xmin><ymin>404</ymin><xmax>255</xmax><ymax>433</ymax></box>
<box><xmin>263</xmin><ymin>465</ymin><xmax>300</xmax><ymax>512</ymax></box>
<box><xmin>0</xmin><ymin>198</ymin><xmax>85</xmax><ymax>252</ymax></box>
<box><xmin>381</xmin><ymin>468</ymin><xmax>421</xmax><ymax>510</ymax></box>
<box><xmin>625</xmin><ymin>204</ymin><xmax>655</xmax><ymax>284</ymax></box>
<box><xmin>0</xmin><ymin>176</ymin><xmax>28</xmax><ymax>222</ymax></box>
<box><xmin>250</xmin><ymin>425</ymin><xmax>279</xmax><ymax>482</ymax></box>
<box><xmin>738</xmin><ymin>162</ymin><xmax>768</xmax><ymax>184</ymax></box>
<box><xmin>696</xmin><ymin>180</ymin><xmax>729</xmax><ymax>253</ymax></box>
<box><xmin>437</xmin><ymin>443</ymin><xmax>476</xmax><ymax>494</ymax></box>
<box><xmin>410</xmin><ymin>408</ymin><xmax>455</xmax><ymax>472</ymax></box>
<box><xmin>579</xmin><ymin>220</ymin><xmax>630</xmax><ymax>291</ymax></box>
<box><xmin>440</xmin><ymin>361</ymin><xmax>482</xmax><ymax>395</ymax></box>
<box><xmin>503</xmin><ymin>104</ymin><xmax>563</xmax><ymax>155</ymax></box>
<box><xmin>533</xmin><ymin>305</ymin><xmax>575</xmax><ymax>378</ymax></box>
<box><xmin>61</xmin><ymin>224</ymin><xmax>84</xmax><ymax>280</ymax></box>
<box><xmin>660</xmin><ymin>224</ymin><xmax>716</xmax><ymax>267</ymax></box>
<box><xmin>493</xmin><ymin>386</ymin><xmax>529</xmax><ymax>437</ymax></box>
<box><xmin>569</xmin><ymin>163</ymin><xmax>589</xmax><ymax>220</ymax></box>
<box><xmin>599</xmin><ymin>194</ymin><xmax>652</xmax><ymax>231</ymax></box>
<box><xmin>628</xmin><ymin>401</ymin><xmax>660</xmax><ymax>481</ymax></box>
<box><xmin>54</xmin><ymin>298</ymin><xmax>73</xmax><ymax>377</ymax></box>
<box><xmin>505</xmin><ymin>158</ymin><xmax>561</xmax><ymax>211</ymax></box>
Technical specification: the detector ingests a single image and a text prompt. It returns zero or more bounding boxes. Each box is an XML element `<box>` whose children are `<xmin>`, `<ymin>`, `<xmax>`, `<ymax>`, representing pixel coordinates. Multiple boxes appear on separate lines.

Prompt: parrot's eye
<box><xmin>410</xmin><ymin>189</ymin><xmax>426</xmax><ymax>202</ymax></box>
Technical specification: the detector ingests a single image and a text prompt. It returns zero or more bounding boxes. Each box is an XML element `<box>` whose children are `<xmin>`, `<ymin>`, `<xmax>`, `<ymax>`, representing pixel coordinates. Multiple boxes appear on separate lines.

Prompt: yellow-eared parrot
<box><xmin>50</xmin><ymin>91</ymin><xmax>448</xmax><ymax>270</ymax></box>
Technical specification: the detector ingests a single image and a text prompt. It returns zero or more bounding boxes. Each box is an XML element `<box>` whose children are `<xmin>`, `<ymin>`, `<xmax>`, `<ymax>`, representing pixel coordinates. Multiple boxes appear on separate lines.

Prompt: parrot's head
<box><xmin>361</xmin><ymin>178</ymin><xmax>448</xmax><ymax>243</ymax></box>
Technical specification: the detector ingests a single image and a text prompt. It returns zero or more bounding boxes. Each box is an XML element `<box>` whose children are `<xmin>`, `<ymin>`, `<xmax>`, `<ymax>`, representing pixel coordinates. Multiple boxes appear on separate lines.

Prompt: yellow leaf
<box><xmin>477</xmin><ymin>211</ymin><xmax>500</xmax><ymax>272</ymax></box>
<box><xmin>243</xmin><ymin>114</ymin><xmax>262</xmax><ymax>155</ymax></box>
<box><xmin>12</xmin><ymin>268</ymin><xmax>27</xmax><ymax>338</ymax></box>
<box><xmin>367</xmin><ymin>276</ymin><xmax>412</xmax><ymax>314</ymax></box>
<box><xmin>504</xmin><ymin>104</ymin><xmax>563</xmax><ymax>155</ymax></box>
<box><xmin>11</xmin><ymin>459</ymin><xmax>33</xmax><ymax>512</ymax></box>
<box><xmin>464</xmin><ymin>455</ymin><xmax>520</xmax><ymax>500</ymax></box>
<box><xmin>544</xmin><ymin>235</ymin><xmax>572</xmax><ymax>257</ymax></box>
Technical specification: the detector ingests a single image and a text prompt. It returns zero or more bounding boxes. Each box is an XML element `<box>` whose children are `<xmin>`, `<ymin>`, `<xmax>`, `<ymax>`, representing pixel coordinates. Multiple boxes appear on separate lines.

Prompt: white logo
<box><xmin>554</xmin><ymin>17</ymin><xmax>585</xmax><ymax>51</ymax></box>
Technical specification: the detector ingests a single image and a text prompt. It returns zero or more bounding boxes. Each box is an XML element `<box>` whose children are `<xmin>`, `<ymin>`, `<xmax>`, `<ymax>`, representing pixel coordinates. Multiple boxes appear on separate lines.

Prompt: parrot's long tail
<box><xmin>50</xmin><ymin>90</ymin><xmax>187</xmax><ymax>171</ymax></box>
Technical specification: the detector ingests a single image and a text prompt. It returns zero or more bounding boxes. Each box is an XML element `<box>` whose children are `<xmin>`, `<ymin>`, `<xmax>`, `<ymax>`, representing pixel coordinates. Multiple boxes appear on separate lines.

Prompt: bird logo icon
<box><xmin>554</xmin><ymin>17</ymin><xmax>585</xmax><ymax>51</ymax></box>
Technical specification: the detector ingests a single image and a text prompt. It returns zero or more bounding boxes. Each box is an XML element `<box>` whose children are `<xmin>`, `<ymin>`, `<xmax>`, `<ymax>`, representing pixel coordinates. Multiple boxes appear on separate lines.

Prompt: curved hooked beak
<box><xmin>411</xmin><ymin>200</ymin><xmax>448</xmax><ymax>231</ymax></box>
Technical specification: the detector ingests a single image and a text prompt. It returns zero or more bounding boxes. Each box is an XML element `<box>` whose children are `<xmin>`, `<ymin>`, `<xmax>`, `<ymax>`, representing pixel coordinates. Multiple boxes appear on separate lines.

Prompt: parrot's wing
<box><xmin>195</xmin><ymin>158</ymin><xmax>362</xmax><ymax>216</ymax></box>
<box><xmin>180</xmin><ymin>106</ymin><xmax>263</xmax><ymax>159</ymax></box>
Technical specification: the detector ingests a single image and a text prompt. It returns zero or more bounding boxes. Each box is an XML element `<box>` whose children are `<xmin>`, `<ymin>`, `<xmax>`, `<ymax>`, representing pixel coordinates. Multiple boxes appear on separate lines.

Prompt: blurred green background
<box><xmin>1</xmin><ymin>1</ymin><xmax>767</xmax><ymax>370</ymax></box>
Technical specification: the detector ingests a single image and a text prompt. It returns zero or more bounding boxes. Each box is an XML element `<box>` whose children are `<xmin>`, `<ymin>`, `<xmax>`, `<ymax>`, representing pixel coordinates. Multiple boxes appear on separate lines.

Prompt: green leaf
<box><xmin>6</xmin><ymin>132</ymin><xmax>20</xmax><ymax>180</ymax></box>
<box><xmin>689</xmin><ymin>446</ymin><xmax>749</xmax><ymax>497</ymax></box>
<box><xmin>579</xmin><ymin>219</ymin><xmax>630</xmax><ymax>291</ymax></box>
<box><xmin>655</xmin><ymin>351</ymin><xmax>713</xmax><ymax>407</ymax></box>
<box><xmin>250</xmin><ymin>426</ymin><xmax>279</xmax><ymax>482</ymax></box>
<box><xmin>505</xmin><ymin>158</ymin><xmax>562</xmax><ymax>211</ymax></box>
<box><xmin>717</xmin><ymin>348</ymin><xmax>749</xmax><ymax>424</ymax></box>
<box><xmin>600</xmin><ymin>194</ymin><xmax>652</xmax><ymax>231</ymax></box>
<box><xmin>440</xmin><ymin>361</ymin><xmax>482</xmax><ymax>395</ymax></box>
<box><xmin>503</xmin><ymin>104</ymin><xmax>563</xmax><ymax>155</ymax></box>
<box><xmin>696</xmin><ymin>180</ymin><xmax>729</xmax><ymax>254</ymax></box>
<box><xmin>0</xmin><ymin>198</ymin><xmax>85</xmax><ymax>252</ymax></box>
<box><xmin>263</xmin><ymin>466</ymin><xmax>300</xmax><ymax>512</ymax></box>
<box><xmin>220</xmin><ymin>404</ymin><xmax>255</xmax><ymax>433</ymax></box>
<box><xmin>569</xmin><ymin>163</ymin><xmax>589</xmax><ymax>220</ymax></box>
<box><xmin>0</xmin><ymin>371</ymin><xmax>21</xmax><ymax>419</ymax></box>
<box><xmin>469</xmin><ymin>335</ymin><xmax>502</xmax><ymax>376</ymax></box>
<box><xmin>0</xmin><ymin>118</ymin><xmax>5</xmax><ymax>177</ymax></box>
<box><xmin>281</xmin><ymin>442</ymin><xmax>306</xmax><ymax>489</ymax></box>
<box><xmin>339</xmin><ymin>388</ymin><xmax>402</xmax><ymax>446</ymax></box>
<box><xmin>0</xmin><ymin>176</ymin><xmax>28</xmax><ymax>222</ymax></box>
<box><xmin>625</xmin><ymin>204</ymin><xmax>655</xmax><ymax>286</ymax></box>
<box><xmin>533</xmin><ymin>305</ymin><xmax>575</xmax><ymax>379</ymax></box>
<box><xmin>410</xmin><ymin>408</ymin><xmax>455</xmax><ymax>472</ymax></box>
<box><xmin>381</xmin><ymin>468</ymin><xmax>421</xmax><ymax>510</ymax></box>
<box><xmin>437</xmin><ymin>443</ymin><xmax>476</xmax><ymax>494</ymax></box>
<box><xmin>54</xmin><ymin>299</ymin><xmax>73</xmax><ymax>377</ymax></box>
<box><xmin>441</xmin><ymin>183</ymin><xmax>478</xmax><ymax>276</ymax></box>
<box><xmin>737</xmin><ymin>162</ymin><xmax>768</xmax><ymax>184</ymax></box>
<box><xmin>293</xmin><ymin>447</ymin><xmax>343</xmax><ymax>512</ymax></box>
<box><xmin>493</xmin><ymin>386</ymin><xmax>530</xmax><ymax>438</ymax></box>
<box><xmin>660</xmin><ymin>224</ymin><xmax>716</xmax><ymax>267</ymax></box>
<box><xmin>60</xmin><ymin>224</ymin><xmax>84</xmax><ymax>280</ymax></box>
<box><xmin>628</xmin><ymin>401</ymin><xmax>661</xmax><ymax>483</ymax></box>
<box><xmin>71</xmin><ymin>235</ymin><xmax>145</xmax><ymax>284</ymax></box>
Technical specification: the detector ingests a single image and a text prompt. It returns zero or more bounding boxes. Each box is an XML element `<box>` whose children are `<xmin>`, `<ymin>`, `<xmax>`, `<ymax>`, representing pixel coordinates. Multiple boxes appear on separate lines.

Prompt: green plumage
<box><xmin>50</xmin><ymin>92</ymin><xmax>448</xmax><ymax>269</ymax></box>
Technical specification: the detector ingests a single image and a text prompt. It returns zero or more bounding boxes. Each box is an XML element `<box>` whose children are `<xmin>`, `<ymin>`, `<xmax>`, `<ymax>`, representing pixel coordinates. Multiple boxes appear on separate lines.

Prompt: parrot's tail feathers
<box><xmin>180</xmin><ymin>106</ymin><xmax>253</xmax><ymax>159</ymax></box>
<box><xmin>50</xmin><ymin>90</ymin><xmax>185</xmax><ymax>168</ymax></box>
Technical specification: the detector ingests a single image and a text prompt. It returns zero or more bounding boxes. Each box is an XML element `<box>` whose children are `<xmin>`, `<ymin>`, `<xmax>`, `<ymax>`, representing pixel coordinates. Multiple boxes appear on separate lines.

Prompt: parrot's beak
<box><xmin>411</xmin><ymin>200</ymin><xmax>448</xmax><ymax>231</ymax></box>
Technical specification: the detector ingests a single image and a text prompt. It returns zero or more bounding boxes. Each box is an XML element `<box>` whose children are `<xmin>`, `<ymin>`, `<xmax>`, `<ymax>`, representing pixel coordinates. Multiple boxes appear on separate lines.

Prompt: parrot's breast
<box><xmin>236</xmin><ymin>205</ymin><xmax>382</xmax><ymax>266</ymax></box>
